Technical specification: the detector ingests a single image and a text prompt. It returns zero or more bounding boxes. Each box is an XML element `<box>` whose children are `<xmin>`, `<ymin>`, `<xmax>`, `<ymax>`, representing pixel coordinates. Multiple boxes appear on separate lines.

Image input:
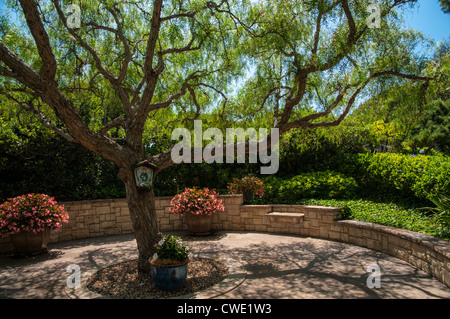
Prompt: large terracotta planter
<box><xmin>184</xmin><ymin>213</ymin><xmax>213</xmax><ymax>235</ymax></box>
<box><xmin>10</xmin><ymin>229</ymin><xmax>50</xmax><ymax>255</ymax></box>
<box><xmin>151</xmin><ymin>262</ymin><xmax>188</xmax><ymax>291</ymax></box>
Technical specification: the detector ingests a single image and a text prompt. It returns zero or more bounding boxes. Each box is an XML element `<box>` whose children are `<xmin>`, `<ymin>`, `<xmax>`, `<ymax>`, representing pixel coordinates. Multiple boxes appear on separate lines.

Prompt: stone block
<box><xmin>411</xmin><ymin>243</ymin><xmax>427</xmax><ymax>260</ymax></box>
<box><xmin>105</xmin><ymin>214</ymin><xmax>116</xmax><ymax>221</ymax></box>
<box><xmin>72</xmin><ymin>229</ymin><xmax>89</xmax><ymax>239</ymax></box>
<box><xmin>310</xmin><ymin>219</ymin><xmax>319</xmax><ymax>228</ymax></box>
<box><xmin>309</xmin><ymin>228</ymin><xmax>320</xmax><ymax>237</ymax></box>
<box><xmin>348</xmin><ymin>227</ymin><xmax>363</xmax><ymax>238</ymax></box>
<box><xmin>320</xmin><ymin>214</ymin><xmax>336</xmax><ymax>224</ymax></box>
<box><xmin>254</xmin><ymin>225</ymin><xmax>267</xmax><ymax>232</ymax></box>
<box><xmin>319</xmin><ymin>226</ymin><xmax>330</xmax><ymax>238</ymax></box>
<box><xmin>121</xmin><ymin>223</ymin><xmax>133</xmax><ymax>232</ymax></box>
<box><xmin>328</xmin><ymin>231</ymin><xmax>341</xmax><ymax>241</ymax></box>
<box><xmin>366</xmin><ymin>238</ymin><xmax>382</xmax><ymax>251</ymax></box>
<box><xmin>386</xmin><ymin>244</ymin><xmax>410</xmax><ymax>262</ymax></box>
<box><xmin>95</xmin><ymin>206</ymin><xmax>110</xmax><ymax>215</ymax></box>
<box><xmin>349</xmin><ymin>235</ymin><xmax>365</xmax><ymax>247</ymax></box>
<box><xmin>100</xmin><ymin>221</ymin><xmax>116</xmax><ymax>229</ymax></box>
<box><xmin>444</xmin><ymin>268</ymin><xmax>450</xmax><ymax>288</ymax></box>
<box><xmin>89</xmin><ymin>224</ymin><xmax>100</xmax><ymax>233</ymax></box>
<box><xmin>104</xmin><ymin>227</ymin><xmax>121</xmax><ymax>235</ymax></box>
<box><xmin>388</xmin><ymin>236</ymin><xmax>411</xmax><ymax>250</ymax></box>
<box><xmin>117</xmin><ymin>215</ymin><xmax>131</xmax><ymax>223</ymax></box>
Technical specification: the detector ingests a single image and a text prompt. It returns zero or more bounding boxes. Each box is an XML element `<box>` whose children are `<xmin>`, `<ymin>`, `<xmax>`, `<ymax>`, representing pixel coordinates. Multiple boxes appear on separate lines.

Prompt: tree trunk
<box><xmin>119</xmin><ymin>166</ymin><xmax>161</xmax><ymax>274</ymax></box>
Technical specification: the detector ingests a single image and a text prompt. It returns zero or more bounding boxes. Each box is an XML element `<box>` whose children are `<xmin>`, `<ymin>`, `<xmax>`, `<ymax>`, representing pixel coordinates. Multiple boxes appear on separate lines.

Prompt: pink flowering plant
<box><xmin>169</xmin><ymin>187</ymin><xmax>225</xmax><ymax>216</ymax></box>
<box><xmin>0</xmin><ymin>193</ymin><xmax>69</xmax><ymax>238</ymax></box>
<box><xmin>227</xmin><ymin>174</ymin><xmax>265</xmax><ymax>198</ymax></box>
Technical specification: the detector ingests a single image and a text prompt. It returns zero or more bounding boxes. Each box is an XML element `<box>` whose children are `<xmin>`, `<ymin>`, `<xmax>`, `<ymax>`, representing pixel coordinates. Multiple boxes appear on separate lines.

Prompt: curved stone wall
<box><xmin>0</xmin><ymin>195</ymin><xmax>448</xmax><ymax>288</ymax></box>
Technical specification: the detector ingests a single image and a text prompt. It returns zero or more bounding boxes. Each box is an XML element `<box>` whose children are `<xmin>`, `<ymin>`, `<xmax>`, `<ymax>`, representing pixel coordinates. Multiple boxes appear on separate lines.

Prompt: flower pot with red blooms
<box><xmin>227</xmin><ymin>174</ymin><xmax>265</xmax><ymax>203</ymax></box>
<box><xmin>169</xmin><ymin>187</ymin><xmax>225</xmax><ymax>236</ymax></box>
<box><xmin>150</xmin><ymin>234</ymin><xmax>192</xmax><ymax>291</ymax></box>
<box><xmin>0</xmin><ymin>194</ymin><xmax>69</xmax><ymax>256</ymax></box>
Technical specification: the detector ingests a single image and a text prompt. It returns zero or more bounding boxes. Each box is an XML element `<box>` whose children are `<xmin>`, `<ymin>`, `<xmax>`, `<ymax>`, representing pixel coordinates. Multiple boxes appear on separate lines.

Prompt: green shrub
<box><xmin>339</xmin><ymin>153</ymin><xmax>450</xmax><ymax>201</ymax></box>
<box><xmin>261</xmin><ymin>171</ymin><xmax>358</xmax><ymax>203</ymax></box>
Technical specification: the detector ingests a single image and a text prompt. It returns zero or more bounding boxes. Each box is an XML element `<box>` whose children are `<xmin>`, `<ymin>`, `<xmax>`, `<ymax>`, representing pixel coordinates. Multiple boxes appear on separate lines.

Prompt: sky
<box><xmin>402</xmin><ymin>0</ymin><xmax>450</xmax><ymax>44</ymax></box>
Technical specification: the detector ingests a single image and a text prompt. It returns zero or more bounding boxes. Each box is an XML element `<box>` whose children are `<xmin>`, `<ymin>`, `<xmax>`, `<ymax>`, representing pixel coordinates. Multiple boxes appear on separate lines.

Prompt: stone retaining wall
<box><xmin>0</xmin><ymin>195</ymin><xmax>449</xmax><ymax>288</ymax></box>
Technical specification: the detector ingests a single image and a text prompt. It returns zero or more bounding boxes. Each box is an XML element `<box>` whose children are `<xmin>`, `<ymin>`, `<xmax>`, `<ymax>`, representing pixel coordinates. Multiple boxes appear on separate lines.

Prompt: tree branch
<box><xmin>1</xmin><ymin>91</ymin><xmax>75</xmax><ymax>142</ymax></box>
<box><xmin>279</xmin><ymin>69</ymin><xmax>433</xmax><ymax>133</ymax></box>
<box><xmin>140</xmin><ymin>0</ymin><xmax>164</xmax><ymax>109</ymax></box>
<box><xmin>99</xmin><ymin>117</ymin><xmax>127</xmax><ymax>136</ymax></box>
<box><xmin>51</xmin><ymin>0</ymin><xmax>133</xmax><ymax>117</ymax></box>
<box><xmin>19</xmin><ymin>0</ymin><xmax>57</xmax><ymax>83</ymax></box>
<box><xmin>0</xmin><ymin>44</ymin><xmax>43</xmax><ymax>92</ymax></box>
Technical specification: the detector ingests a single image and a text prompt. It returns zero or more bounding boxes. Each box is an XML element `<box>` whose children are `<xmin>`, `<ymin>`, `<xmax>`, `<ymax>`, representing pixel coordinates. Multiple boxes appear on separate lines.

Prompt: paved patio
<box><xmin>0</xmin><ymin>231</ymin><xmax>449</xmax><ymax>299</ymax></box>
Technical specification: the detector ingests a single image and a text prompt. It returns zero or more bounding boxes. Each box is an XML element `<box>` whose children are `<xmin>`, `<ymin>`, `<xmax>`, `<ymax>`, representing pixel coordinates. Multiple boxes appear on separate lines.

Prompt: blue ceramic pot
<box><xmin>151</xmin><ymin>262</ymin><xmax>188</xmax><ymax>291</ymax></box>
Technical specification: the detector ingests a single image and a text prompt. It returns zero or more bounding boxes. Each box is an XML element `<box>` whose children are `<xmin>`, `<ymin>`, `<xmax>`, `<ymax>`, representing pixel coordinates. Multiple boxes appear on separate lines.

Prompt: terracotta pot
<box><xmin>243</xmin><ymin>191</ymin><xmax>255</xmax><ymax>202</ymax></box>
<box><xmin>10</xmin><ymin>229</ymin><xmax>50</xmax><ymax>255</ymax></box>
<box><xmin>184</xmin><ymin>213</ymin><xmax>213</xmax><ymax>235</ymax></box>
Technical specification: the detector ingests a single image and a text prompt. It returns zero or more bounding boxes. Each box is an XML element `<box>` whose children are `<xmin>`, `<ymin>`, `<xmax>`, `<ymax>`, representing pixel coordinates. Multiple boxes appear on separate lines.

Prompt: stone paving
<box><xmin>1</xmin><ymin>231</ymin><xmax>449</xmax><ymax>299</ymax></box>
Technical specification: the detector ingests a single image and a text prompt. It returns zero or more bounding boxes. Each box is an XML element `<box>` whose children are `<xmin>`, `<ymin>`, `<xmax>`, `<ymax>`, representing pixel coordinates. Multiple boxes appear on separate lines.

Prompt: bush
<box><xmin>227</xmin><ymin>174</ymin><xmax>265</xmax><ymax>197</ymax></box>
<box><xmin>261</xmin><ymin>171</ymin><xmax>358</xmax><ymax>203</ymax></box>
<box><xmin>0</xmin><ymin>133</ymin><xmax>125</xmax><ymax>202</ymax></box>
<box><xmin>339</xmin><ymin>153</ymin><xmax>450</xmax><ymax>201</ymax></box>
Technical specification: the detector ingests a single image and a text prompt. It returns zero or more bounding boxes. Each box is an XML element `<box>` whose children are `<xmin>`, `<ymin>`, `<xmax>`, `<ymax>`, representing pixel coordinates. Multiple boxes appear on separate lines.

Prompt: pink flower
<box><xmin>0</xmin><ymin>193</ymin><xmax>69</xmax><ymax>237</ymax></box>
<box><xmin>169</xmin><ymin>187</ymin><xmax>224</xmax><ymax>216</ymax></box>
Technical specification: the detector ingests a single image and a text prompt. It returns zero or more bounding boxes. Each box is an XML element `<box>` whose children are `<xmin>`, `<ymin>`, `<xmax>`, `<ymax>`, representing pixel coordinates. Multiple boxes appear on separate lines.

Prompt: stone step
<box><xmin>265</xmin><ymin>212</ymin><xmax>305</xmax><ymax>223</ymax></box>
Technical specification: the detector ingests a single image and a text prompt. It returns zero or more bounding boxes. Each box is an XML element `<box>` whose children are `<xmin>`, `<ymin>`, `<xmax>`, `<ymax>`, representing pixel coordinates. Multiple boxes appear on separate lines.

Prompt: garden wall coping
<box><xmin>337</xmin><ymin>219</ymin><xmax>450</xmax><ymax>259</ymax></box>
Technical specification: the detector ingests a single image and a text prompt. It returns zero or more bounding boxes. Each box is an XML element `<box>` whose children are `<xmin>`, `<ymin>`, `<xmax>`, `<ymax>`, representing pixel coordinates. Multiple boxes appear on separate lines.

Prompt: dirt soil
<box><xmin>86</xmin><ymin>257</ymin><xmax>228</xmax><ymax>299</ymax></box>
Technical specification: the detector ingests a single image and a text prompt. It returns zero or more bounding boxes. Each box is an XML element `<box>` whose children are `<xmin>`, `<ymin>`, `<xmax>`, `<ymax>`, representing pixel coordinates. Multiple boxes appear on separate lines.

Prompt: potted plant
<box><xmin>150</xmin><ymin>234</ymin><xmax>193</xmax><ymax>291</ymax></box>
<box><xmin>0</xmin><ymin>193</ymin><xmax>69</xmax><ymax>255</ymax></box>
<box><xmin>227</xmin><ymin>174</ymin><xmax>265</xmax><ymax>202</ymax></box>
<box><xmin>169</xmin><ymin>187</ymin><xmax>225</xmax><ymax>235</ymax></box>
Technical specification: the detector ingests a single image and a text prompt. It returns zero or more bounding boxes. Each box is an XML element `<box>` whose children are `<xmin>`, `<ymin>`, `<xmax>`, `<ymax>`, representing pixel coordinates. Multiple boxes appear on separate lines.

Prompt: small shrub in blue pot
<box><xmin>150</xmin><ymin>234</ymin><xmax>192</xmax><ymax>291</ymax></box>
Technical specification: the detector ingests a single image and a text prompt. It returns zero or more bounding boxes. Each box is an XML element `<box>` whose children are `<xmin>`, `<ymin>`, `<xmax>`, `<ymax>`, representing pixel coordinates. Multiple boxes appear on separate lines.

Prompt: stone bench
<box><xmin>266</xmin><ymin>212</ymin><xmax>305</xmax><ymax>224</ymax></box>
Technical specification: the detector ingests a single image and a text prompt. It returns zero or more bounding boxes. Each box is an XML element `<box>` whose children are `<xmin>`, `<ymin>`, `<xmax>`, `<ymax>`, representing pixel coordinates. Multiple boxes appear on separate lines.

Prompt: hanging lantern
<box><xmin>134</xmin><ymin>160</ymin><xmax>157</xmax><ymax>191</ymax></box>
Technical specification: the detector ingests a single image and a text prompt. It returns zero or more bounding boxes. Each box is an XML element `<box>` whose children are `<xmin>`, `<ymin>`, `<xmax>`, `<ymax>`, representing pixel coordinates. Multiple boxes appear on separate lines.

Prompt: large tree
<box><xmin>0</xmin><ymin>0</ymin><xmax>435</xmax><ymax>272</ymax></box>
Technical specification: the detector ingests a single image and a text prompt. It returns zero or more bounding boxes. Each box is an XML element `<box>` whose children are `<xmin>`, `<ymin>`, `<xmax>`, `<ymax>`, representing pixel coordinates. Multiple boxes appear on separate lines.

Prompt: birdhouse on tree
<box><xmin>134</xmin><ymin>160</ymin><xmax>157</xmax><ymax>191</ymax></box>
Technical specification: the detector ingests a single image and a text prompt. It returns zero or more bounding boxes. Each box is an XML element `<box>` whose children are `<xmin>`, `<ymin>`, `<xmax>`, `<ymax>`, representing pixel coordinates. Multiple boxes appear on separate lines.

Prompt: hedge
<box><xmin>261</xmin><ymin>171</ymin><xmax>358</xmax><ymax>203</ymax></box>
<box><xmin>339</xmin><ymin>153</ymin><xmax>450</xmax><ymax>201</ymax></box>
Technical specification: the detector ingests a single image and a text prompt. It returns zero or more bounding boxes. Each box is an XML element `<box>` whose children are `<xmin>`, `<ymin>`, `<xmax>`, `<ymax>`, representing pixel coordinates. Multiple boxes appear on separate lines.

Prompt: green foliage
<box><xmin>339</xmin><ymin>153</ymin><xmax>450</xmax><ymax>201</ymax></box>
<box><xmin>152</xmin><ymin>234</ymin><xmax>192</xmax><ymax>264</ymax></box>
<box><xmin>439</xmin><ymin>0</ymin><xmax>450</xmax><ymax>14</ymax></box>
<box><xmin>227</xmin><ymin>174</ymin><xmax>265</xmax><ymax>197</ymax></box>
<box><xmin>419</xmin><ymin>193</ymin><xmax>450</xmax><ymax>239</ymax></box>
<box><xmin>408</xmin><ymin>99</ymin><xmax>450</xmax><ymax>153</ymax></box>
<box><xmin>153</xmin><ymin>160</ymin><xmax>258</xmax><ymax>197</ymax></box>
<box><xmin>302</xmin><ymin>198</ymin><xmax>450</xmax><ymax>241</ymax></box>
<box><xmin>0</xmin><ymin>131</ymin><xmax>125</xmax><ymax>202</ymax></box>
<box><xmin>260</xmin><ymin>171</ymin><xmax>358</xmax><ymax>203</ymax></box>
